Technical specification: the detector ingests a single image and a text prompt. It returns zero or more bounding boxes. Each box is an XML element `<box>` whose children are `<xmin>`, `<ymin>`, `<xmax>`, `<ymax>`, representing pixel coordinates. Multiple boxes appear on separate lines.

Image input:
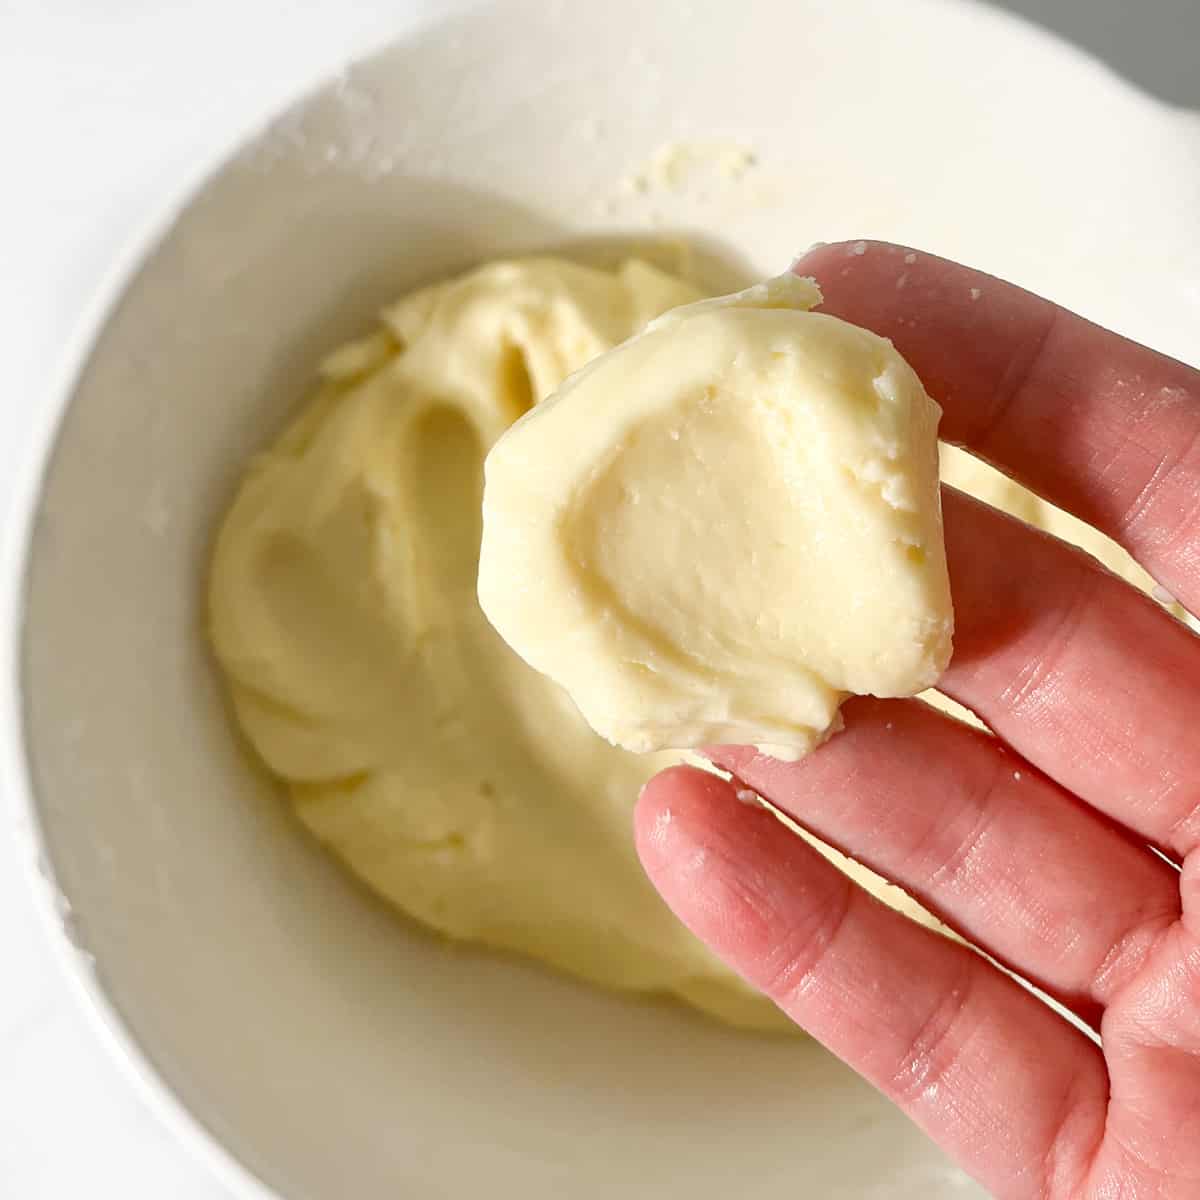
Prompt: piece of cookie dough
<box><xmin>479</xmin><ymin>274</ymin><xmax>954</xmax><ymax>759</ymax></box>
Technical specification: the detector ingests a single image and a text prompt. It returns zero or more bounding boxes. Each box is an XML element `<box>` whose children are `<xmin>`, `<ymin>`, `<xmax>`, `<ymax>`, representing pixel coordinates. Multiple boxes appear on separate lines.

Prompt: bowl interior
<box><xmin>20</xmin><ymin>1</ymin><xmax>1200</xmax><ymax>1197</ymax></box>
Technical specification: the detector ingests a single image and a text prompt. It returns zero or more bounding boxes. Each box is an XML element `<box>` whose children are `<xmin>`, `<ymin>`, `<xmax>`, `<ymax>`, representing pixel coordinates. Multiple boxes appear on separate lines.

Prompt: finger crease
<box><xmin>761</xmin><ymin>876</ymin><xmax>856</xmax><ymax>1005</ymax></box>
<box><xmin>1161</xmin><ymin>779</ymin><xmax>1200</xmax><ymax>859</ymax></box>
<box><xmin>1038</xmin><ymin>1068</ymin><xmax>1106</xmax><ymax>1199</ymax></box>
<box><xmin>889</xmin><ymin>953</ymin><xmax>976</xmax><ymax>1109</ymax></box>
<box><xmin>973</xmin><ymin>303</ymin><xmax>1060</xmax><ymax>453</ymax></box>
<box><xmin>1117</xmin><ymin>420</ymin><xmax>1200</xmax><ymax>561</ymax></box>
<box><xmin>1089</xmin><ymin>908</ymin><xmax>1178</xmax><ymax>1006</ymax></box>
<box><xmin>998</xmin><ymin>554</ymin><xmax>1098</xmax><ymax>720</ymax></box>
<box><xmin>922</xmin><ymin>778</ymin><xmax>1000</xmax><ymax>896</ymax></box>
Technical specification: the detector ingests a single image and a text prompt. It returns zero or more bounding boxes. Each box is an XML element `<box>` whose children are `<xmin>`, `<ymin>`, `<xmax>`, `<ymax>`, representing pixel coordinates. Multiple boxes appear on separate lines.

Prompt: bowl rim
<box><xmin>1</xmin><ymin>2</ymin><xmax>1183</xmax><ymax>1198</ymax></box>
<box><xmin>0</xmin><ymin>53</ymin><xmax>338</xmax><ymax>1200</ymax></box>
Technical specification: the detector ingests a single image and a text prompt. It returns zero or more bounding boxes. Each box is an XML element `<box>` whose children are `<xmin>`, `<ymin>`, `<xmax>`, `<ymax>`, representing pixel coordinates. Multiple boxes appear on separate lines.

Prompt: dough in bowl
<box><xmin>209</xmin><ymin>257</ymin><xmax>797</xmax><ymax>1033</ymax></box>
<box><xmin>209</xmin><ymin>254</ymin><xmax>1170</xmax><ymax>1034</ymax></box>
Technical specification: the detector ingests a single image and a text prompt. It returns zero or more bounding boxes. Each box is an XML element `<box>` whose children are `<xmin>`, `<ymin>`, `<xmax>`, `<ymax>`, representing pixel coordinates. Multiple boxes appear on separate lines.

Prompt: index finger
<box><xmin>795</xmin><ymin>241</ymin><xmax>1200</xmax><ymax>613</ymax></box>
<box><xmin>636</xmin><ymin>765</ymin><xmax>1110</xmax><ymax>1200</ymax></box>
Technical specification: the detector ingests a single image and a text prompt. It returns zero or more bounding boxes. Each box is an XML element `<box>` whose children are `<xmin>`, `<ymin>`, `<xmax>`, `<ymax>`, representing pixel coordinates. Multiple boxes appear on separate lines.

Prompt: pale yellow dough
<box><xmin>478</xmin><ymin>274</ymin><xmax>953</xmax><ymax>759</ymax></box>
<box><xmin>210</xmin><ymin>255</ymin><xmax>1164</xmax><ymax>1034</ymax></box>
<box><xmin>210</xmin><ymin>258</ymin><xmax>796</xmax><ymax>1032</ymax></box>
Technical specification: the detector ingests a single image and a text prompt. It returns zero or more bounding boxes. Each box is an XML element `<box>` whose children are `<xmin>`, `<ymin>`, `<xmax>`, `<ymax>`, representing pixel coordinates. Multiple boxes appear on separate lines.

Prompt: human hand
<box><xmin>635</xmin><ymin>242</ymin><xmax>1200</xmax><ymax>1198</ymax></box>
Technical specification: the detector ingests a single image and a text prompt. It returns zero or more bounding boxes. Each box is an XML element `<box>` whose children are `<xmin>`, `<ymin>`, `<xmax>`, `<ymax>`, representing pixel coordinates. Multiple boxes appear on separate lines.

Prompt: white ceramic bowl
<box><xmin>8</xmin><ymin>2</ymin><xmax>1200</xmax><ymax>1197</ymax></box>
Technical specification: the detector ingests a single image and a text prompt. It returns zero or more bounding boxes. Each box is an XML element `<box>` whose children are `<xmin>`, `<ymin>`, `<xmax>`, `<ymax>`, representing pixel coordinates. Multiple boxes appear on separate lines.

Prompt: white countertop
<box><xmin>2</xmin><ymin>2</ymin><xmax>1197</xmax><ymax>1196</ymax></box>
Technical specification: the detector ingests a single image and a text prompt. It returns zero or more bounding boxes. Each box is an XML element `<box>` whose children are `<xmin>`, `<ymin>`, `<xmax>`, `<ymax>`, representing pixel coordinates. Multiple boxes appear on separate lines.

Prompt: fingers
<box><xmin>707</xmin><ymin>696</ymin><xmax>1180</xmax><ymax>1021</ymax></box>
<box><xmin>636</xmin><ymin>766</ymin><xmax>1109</xmax><ymax>1200</ymax></box>
<box><xmin>938</xmin><ymin>487</ymin><xmax>1200</xmax><ymax>859</ymax></box>
<box><xmin>795</xmin><ymin>240</ymin><xmax>1200</xmax><ymax>615</ymax></box>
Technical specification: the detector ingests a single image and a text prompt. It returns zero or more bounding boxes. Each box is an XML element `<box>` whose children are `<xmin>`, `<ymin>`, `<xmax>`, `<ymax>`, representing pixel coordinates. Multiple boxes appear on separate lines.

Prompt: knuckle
<box><xmin>1108</xmin><ymin>925</ymin><xmax>1200</xmax><ymax>1053</ymax></box>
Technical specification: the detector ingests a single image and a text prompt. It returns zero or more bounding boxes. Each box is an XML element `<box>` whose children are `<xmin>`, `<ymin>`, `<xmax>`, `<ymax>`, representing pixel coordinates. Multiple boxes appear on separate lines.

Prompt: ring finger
<box><xmin>706</xmin><ymin>692</ymin><xmax>1179</xmax><ymax>1026</ymax></box>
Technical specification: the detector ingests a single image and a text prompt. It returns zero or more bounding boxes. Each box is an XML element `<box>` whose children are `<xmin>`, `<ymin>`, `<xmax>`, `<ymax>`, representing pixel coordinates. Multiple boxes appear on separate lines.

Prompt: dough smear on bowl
<box><xmin>478</xmin><ymin>274</ymin><xmax>954</xmax><ymax>759</ymax></box>
<box><xmin>209</xmin><ymin>255</ymin><xmax>1172</xmax><ymax>1034</ymax></box>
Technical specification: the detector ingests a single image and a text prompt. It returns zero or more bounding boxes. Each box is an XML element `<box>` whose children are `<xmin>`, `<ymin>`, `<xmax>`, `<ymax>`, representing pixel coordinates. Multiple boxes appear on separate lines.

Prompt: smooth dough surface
<box><xmin>210</xmin><ymin>257</ymin><xmax>799</xmax><ymax>1032</ymax></box>
<box><xmin>210</xmin><ymin>255</ymin><xmax>1170</xmax><ymax>1034</ymax></box>
<box><xmin>478</xmin><ymin>275</ymin><xmax>953</xmax><ymax>758</ymax></box>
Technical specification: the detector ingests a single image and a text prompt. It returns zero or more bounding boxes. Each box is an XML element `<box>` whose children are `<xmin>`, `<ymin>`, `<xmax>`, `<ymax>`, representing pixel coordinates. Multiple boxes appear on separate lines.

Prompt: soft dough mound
<box><xmin>209</xmin><ymin>257</ymin><xmax>802</xmax><ymax>1033</ymax></box>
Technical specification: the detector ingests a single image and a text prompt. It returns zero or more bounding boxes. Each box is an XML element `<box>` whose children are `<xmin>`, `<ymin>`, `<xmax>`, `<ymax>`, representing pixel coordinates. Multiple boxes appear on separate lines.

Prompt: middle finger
<box><xmin>937</xmin><ymin>486</ymin><xmax>1200</xmax><ymax>859</ymax></box>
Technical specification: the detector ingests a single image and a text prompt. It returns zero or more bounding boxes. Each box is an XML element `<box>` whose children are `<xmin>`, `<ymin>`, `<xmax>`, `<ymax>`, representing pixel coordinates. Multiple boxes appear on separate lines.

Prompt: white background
<box><xmin>1</xmin><ymin>2</ymin><xmax>1197</xmax><ymax>1197</ymax></box>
